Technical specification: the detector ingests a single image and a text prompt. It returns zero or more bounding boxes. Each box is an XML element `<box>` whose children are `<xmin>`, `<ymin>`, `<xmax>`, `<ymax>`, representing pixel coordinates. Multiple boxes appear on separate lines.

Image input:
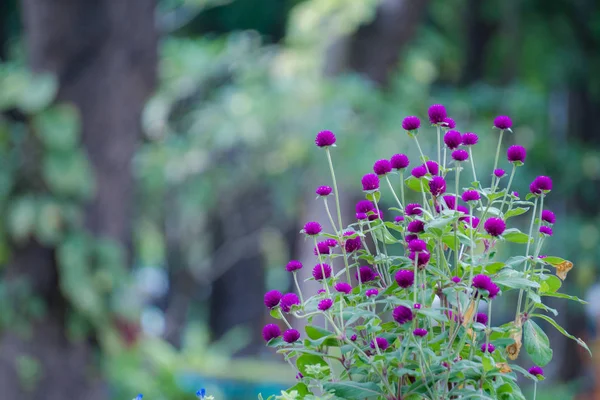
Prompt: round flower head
<box><xmin>409</xmin><ymin>250</ymin><xmax>431</xmax><ymax>267</ymax></box>
<box><xmin>408</xmin><ymin>239</ymin><xmax>427</xmax><ymax>252</ymax></box>
<box><xmin>425</xmin><ymin>160</ymin><xmax>440</xmax><ymax>176</ymax></box>
<box><xmin>429</xmin><ymin>176</ymin><xmax>446</xmax><ymax>196</ymax></box>
<box><xmin>365</xmin><ymin>288</ymin><xmax>379</xmax><ymax>297</ymax></box>
<box><xmin>312</xmin><ymin>263</ymin><xmax>332</xmax><ymax>280</ymax></box>
<box><xmin>481</xmin><ymin>343</ymin><xmax>496</xmax><ymax>353</ymax></box>
<box><xmin>343</xmin><ymin>231</ymin><xmax>362</xmax><ymax>253</ymax></box>
<box><xmin>315</xmin><ymin>130</ymin><xmax>336</xmax><ymax>147</ymax></box>
<box><xmin>462</xmin><ymin>132</ymin><xmax>479</xmax><ymax>146</ymax></box>
<box><xmin>540</xmin><ymin>226</ymin><xmax>553</xmax><ymax>236</ymax></box>
<box><xmin>530</xmin><ymin>176</ymin><xmax>553</xmax><ymax>195</ymax></box>
<box><xmin>493</xmin><ymin>115</ymin><xmax>512</xmax><ymax>130</ymax></box>
<box><xmin>373</xmin><ymin>159</ymin><xmax>392</xmax><ymax>175</ymax></box>
<box><xmin>484</xmin><ymin>217</ymin><xmax>506</xmax><ymax>237</ymax></box>
<box><xmin>356</xmin><ymin>200</ymin><xmax>374</xmax><ymax>213</ymax></box>
<box><xmin>394</xmin><ymin>215</ymin><xmax>405</xmax><ymax>223</ymax></box>
<box><xmin>413</xmin><ymin>328</ymin><xmax>428</xmax><ymax>337</ymax></box>
<box><xmin>493</xmin><ymin>169</ymin><xmax>506</xmax><ymax>178</ymax></box>
<box><xmin>452</xmin><ymin>149</ymin><xmax>469</xmax><ymax>162</ymax></box>
<box><xmin>402</xmin><ymin>116</ymin><xmax>421</xmax><ymax>131</ymax></box>
<box><xmin>464</xmin><ymin>216</ymin><xmax>480</xmax><ymax>228</ymax></box>
<box><xmin>513</xmin><ymin>191</ymin><xmax>519</xmax><ymax>198</ymax></box>
<box><xmin>462</xmin><ymin>190</ymin><xmax>481</xmax><ymax>203</ymax></box>
<box><xmin>528</xmin><ymin>366</ymin><xmax>544</xmax><ymax>378</ymax></box>
<box><xmin>393</xmin><ymin>305</ymin><xmax>414</xmax><ymax>324</ymax></box>
<box><xmin>370</xmin><ymin>337</ymin><xmax>389</xmax><ymax>351</ymax></box>
<box><xmin>286</xmin><ymin>260</ymin><xmax>303</xmax><ymax>272</ymax></box>
<box><xmin>317</xmin><ymin>289</ymin><xmax>326</xmax><ymax>294</ymax></box>
<box><xmin>472</xmin><ymin>274</ymin><xmax>498</xmax><ymax>298</ymax></box>
<box><xmin>356</xmin><ymin>212</ymin><xmax>367</xmax><ymax>220</ymax></box>
<box><xmin>390</xmin><ymin>153</ymin><xmax>410</xmax><ymax>170</ymax></box>
<box><xmin>444</xmin><ymin>130</ymin><xmax>462</xmax><ymax>150</ymax></box>
<box><xmin>395</xmin><ymin>270</ymin><xmax>415</xmax><ymax>288</ymax></box>
<box><xmin>487</xmin><ymin>283</ymin><xmax>500</xmax><ymax>299</ymax></box>
<box><xmin>441</xmin><ymin>195</ymin><xmax>457</xmax><ymax>210</ymax></box>
<box><xmin>507</xmin><ymin>145</ymin><xmax>526</xmax><ymax>164</ymax></box>
<box><xmin>303</xmin><ymin>221</ymin><xmax>322</xmax><ymax>236</ymax></box>
<box><xmin>264</xmin><ymin>290</ymin><xmax>283</xmax><ymax>309</ymax></box>
<box><xmin>280</xmin><ymin>293</ymin><xmax>301</xmax><ymax>312</ymax></box>
<box><xmin>356</xmin><ymin>266</ymin><xmax>377</xmax><ymax>282</ymax></box>
<box><xmin>262</xmin><ymin>324</ymin><xmax>281</xmax><ymax>341</ymax></box>
<box><xmin>542</xmin><ymin>210</ymin><xmax>556</xmax><ymax>224</ymax></box>
<box><xmin>405</xmin><ymin>234</ymin><xmax>418</xmax><ymax>243</ymax></box>
<box><xmin>405</xmin><ymin>203</ymin><xmax>423</xmax><ymax>216</ymax></box>
<box><xmin>318</xmin><ymin>298</ymin><xmax>333</xmax><ymax>311</ymax></box>
<box><xmin>456</xmin><ymin>205</ymin><xmax>469</xmax><ymax>216</ymax></box>
<box><xmin>451</xmin><ymin>276</ymin><xmax>461</xmax><ymax>283</ymax></box>
<box><xmin>361</xmin><ymin>173</ymin><xmax>380</xmax><ymax>191</ymax></box>
<box><xmin>283</xmin><ymin>329</ymin><xmax>300</xmax><ymax>343</ymax></box>
<box><xmin>407</xmin><ymin>220</ymin><xmax>425</xmax><ymax>234</ymax></box>
<box><xmin>326</xmin><ymin>238</ymin><xmax>338</xmax><ymax>247</ymax></box>
<box><xmin>314</xmin><ymin>241</ymin><xmax>331</xmax><ymax>255</ymax></box>
<box><xmin>443</xmin><ymin>117</ymin><xmax>456</xmax><ymax>129</ymax></box>
<box><xmin>368</xmin><ymin>209</ymin><xmax>382</xmax><ymax>221</ymax></box>
<box><xmin>411</xmin><ymin>165</ymin><xmax>427</xmax><ymax>178</ymax></box>
<box><xmin>316</xmin><ymin>185</ymin><xmax>332</xmax><ymax>196</ymax></box>
<box><xmin>476</xmin><ymin>312</ymin><xmax>488</xmax><ymax>325</ymax></box>
<box><xmin>413</xmin><ymin>303</ymin><xmax>422</xmax><ymax>309</ymax></box>
<box><xmin>428</xmin><ymin>104</ymin><xmax>447</xmax><ymax>124</ymax></box>
<box><xmin>334</xmin><ymin>282</ymin><xmax>352</xmax><ymax>294</ymax></box>
<box><xmin>350</xmin><ymin>334</ymin><xmax>357</xmax><ymax>341</ymax></box>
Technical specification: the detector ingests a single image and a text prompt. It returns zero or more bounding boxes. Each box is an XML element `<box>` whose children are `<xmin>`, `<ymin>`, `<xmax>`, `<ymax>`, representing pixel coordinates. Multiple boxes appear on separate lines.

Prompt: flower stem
<box><xmin>499</xmin><ymin>164</ymin><xmax>517</xmax><ymax>215</ymax></box>
<box><xmin>399</xmin><ymin>171</ymin><xmax>406</xmax><ymax>207</ymax></box>
<box><xmin>293</xmin><ymin>272</ymin><xmax>304</xmax><ymax>304</ymax></box>
<box><xmin>491</xmin><ymin>129</ymin><xmax>505</xmax><ymax>190</ymax></box>
<box><xmin>325</xmin><ymin>147</ymin><xmax>343</xmax><ymax>233</ymax></box>
<box><xmin>279</xmin><ymin>309</ymin><xmax>292</xmax><ymax>329</ymax></box>
<box><xmin>454</xmin><ymin>165</ymin><xmax>461</xmax><ymax>275</ymax></box>
<box><xmin>484</xmin><ymin>299</ymin><xmax>492</xmax><ymax>352</ymax></box>
<box><xmin>533</xmin><ymin>382</ymin><xmax>537</xmax><ymax>400</ymax></box>
<box><xmin>323</xmin><ymin>198</ymin><xmax>337</xmax><ymax>234</ymax></box>
<box><xmin>468</xmin><ymin>147</ymin><xmax>478</xmax><ymax>184</ymax></box>
<box><xmin>413</xmin><ymin>135</ymin><xmax>428</xmax><ymax>166</ymax></box>
<box><xmin>413</xmin><ymin>255</ymin><xmax>419</xmax><ymax>304</ymax></box>
<box><xmin>314</xmin><ymin>237</ymin><xmax>331</xmax><ymax>296</ymax></box>
<box><xmin>437</xmin><ymin>125</ymin><xmax>441</xmax><ymax>167</ymax></box>
<box><xmin>515</xmin><ymin>197</ymin><xmax>538</xmax><ymax>320</ymax></box>
<box><xmin>385</xmin><ymin>175</ymin><xmax>403</xmax><ymax>211</ymax></box>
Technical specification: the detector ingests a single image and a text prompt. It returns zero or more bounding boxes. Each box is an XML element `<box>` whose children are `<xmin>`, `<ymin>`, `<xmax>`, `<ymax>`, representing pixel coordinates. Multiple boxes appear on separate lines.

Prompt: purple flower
<box><xmin>452</xmin><ymin>149</ymin><xmax>469</xmax><ymax>162</ymax></box>
<box><xmin>409</xmin><ymin>250</ymin><xmax>431</xmax><ymax>267</ymax></box>
<box><xmin>443</xmin><ymin>117</ymin><xmax>456</xmax><ymax>129</ymax></box>
<box><xmin>262</xmin><ymin>324</ymin><xmax>281</xmax><ymax>341</ymax></box>
<box><xmin>390</xmin><ymin>154</ymin><xmax>410</xmax><ymax>170</ymax></box>
<box><xmin>441</xmin><ymin>195</ymin><xmax>457</xmax><ymax>210</ymax></box>
<box><xmin>513</xmin><ymin>191</ymin><xmax>519</xmax><ymax>198</ymax></box>
<box><xmin>462</xmin><ymin>190</ymin><xmax>481</xmax><ymax>203</ymax></box>
<box><xmin>476</xmin><ymin>313</ymin><xmax>488</xmax><ymax>325</ymax></box>
<box><xmin>326</xmin><ymin>239</ymin><xmax>338</xmax><ymax>247</ymax></box>
<box><xmin>488</xmin><ymin>284</ymin><xmax>500</xmax><ymax>299</ymax></box>
<box><xmin>361</xmin><ymin>173</ymin><xmax>380</xmax><ymax>191</ymax></box>
<box><xmin>407</xmin><ymin>220</ymin><xmax>425</xmax><ymax>233</ymax></box>
<box><xmin>356</xmin><ymin>212</ymin><xmax>367</xmax><ymax>220</ymax></box>
<box><xmin>484</xmin><ymin>217</ymin><xmax>506</xmax><ymax>237</ymax></box>
<box><xmin>408</xmin><ymin>239</ymin><xmax>427</xmax><ymax>252</ymax></box>
<box><xmin>425</xmin><ymin>160</ymin><xmax>440</xmax><ymax>176</ymax></box>
<box><xmin>444</xmin><ymin>130</ymin><xmax>462</xmax><ymax>150</ymax></box>
<box><xmin>296</xmin><ymin>373</ymin><xmax>303</xmax><ymax>380</ymax></box>
<box><xmin>316</xmin><ymin>185</ymin><xmax>332</xmax><ymax>196</ymax></box>
<box><xmin>413</xmin><ymin>328</ymin><xmax>428</xmax><ymax>337</ymax></box>
<box><xmin>507</xmin><ymin>145</ymin><xmax>526</xmax><ymax>163</ymax></box>
<box><xmin>493</xmin><ymin>115</ymin><xmax>512</xmax><ymax>130</ymax></box>
<box><xmin>264</xmin><ymin>290</ymin><xmax>283</xmax><ymax>309</ymax></box>
<box><xmin>365</xmin><ymin>288</ymin><xmax>379</xmax><ymax>297</ymax></box>
<box><xmin>411</xmin><ymin>165</ymin><xmax>427</xmax><ymax>178</ymax></box>
<box><xmin>462</xmin><ymin>132</ymin><xmax>479</xmax><ymax>146</ymax></box>
<box><xmin>283</xmin><ymin>329</ymin><xmax>300</xmax><ymax>343</ymax></box>
<box><xmin>280</xmin><ymin>293</ymin><xmax>301</xmax><ymax>312</ymax></box>
<box><xmin>356</xmin><ymin>266</ymin><xmax>377</xmax><ymax>282</ymax></box>
<box><xmin>481</xmin><ymin>343</ymin><xmax>496</xmax><ymax>353</ymax></box>
<box><xmin>343</xmin><ymin>231</ymin><xmax>362</xmax><ymax>253</ymax></box>
<box><xmin>317</xmin><ymin>289</ymin><xmax>326</xmax><ymax>294</ymax></box>
<box><xmin>472</xmin><ymin>274</ymin><xmax>499</xmax><ymax>298</ymax></box>
<box><xmin>402</xmin><ymin>116</ymin><xmax>421</xmax><ymax>131</ymax></box>
<box><xmin>452</xmin><ymin>276</ymin><xmax>461</xmax><ymax>283</ymax></box>
<box><xmin>373</xmin><ymin>159</ymin><xmax>392</xmax><ymax>175</ymax></box>
<box><xmin>429</xmin><ymin>176</ymin><xmax>446</xmax><ymax>196</ymax></box>
<box><xmin>368</xmin><ymin>209</ymin><xmax>383</xmax><ymax>221</ymax></box>
<box><xmin>393</xmin><ymin>305</ymin><xmax>414</xmax><ymax>324</ymax></box>
<box><xmin>405</xmin><ymin>234</ymin><xmax>418</xmax><ymax>243</ymax></box>
<box><xmin>303</xmin><ymin>221</ymin><xmax>322</xmax><ymax>236</ymax></box>
<box><xmin>457</xmin><ymin>205</ymin><xmax>469</xmax><ymax>215</ymax></box>
<box><xmin>312</xmin><ymin>263</ymin><xmax>332</xmax><ymax>280</ymax></box>
<box><xmin>428</xmin><ymin>104</ymin><xmax>447</xmax><ymax>124</ymax></box>
<box><xmin>530</xmin><ymin>176</ymin><xmax>553</xmax><ymax>194</ymax></box>
<box><xmin>356</xmin><ymin>200</ymin><xmax>374</xmax><ymax>213</ymax></box>
<box><xmin>314</xmin><ymin>241</ymin><xmax>331</xmax><ymax>255</ymax></box>
<box><xmin>318</xmin><ymin>298</ymin><xmax>333</xmax><ymax>311</ymax></box>
<box><xmin>464</xmin><ymin>216</ymin><xmax>480</xmax><ymax>228</ymax></box>
<box><xmin>405</xmin><ymin>203</ymin><xmax>423</xmax><ymax>216</ymax></box>
<box><xmin>493</xmin><ymin>169</ymin><xmax>506</xmax><ymax>178</ymax></box>
<box><xmin>395</xmin><ymin>270</ymin><xmax>415</xmax><ymax>288</ymax></box>
<box><xmin>334</xmin><ymin>282</ymin><xmax>352</xmax><ymax>294</ymax></box>
<box><xmin>540</xmin><ymin>226</ymin><xmax>553</xmax><ymax>236</ymax></box>
<box><xmin>528</xmin><ymin>366</ymin><xmax>544</xmax><ymax>378</ymax></box>
<box><xmin>370</xmin><ymin>337</ymin><xmax>389</xmax><ymax>351</ymax></box>
<box><xmin>315</xmin><ymin>130</ymin><xmax>336</xmax><ymax>147</ymax></box>
<box><xmin>542</xmin><ymin>210</ymin><xmax>556</xmax><ymax>224</ymax></box>
<box><xmin>286</xmin><ymin>260</ymin><xmax>303</xmax><ymax>272</ymax></box>
<box><xmin>350</xmin><ymin>334</ymin><xmax>357</xmax><ymax>341</ymax></box>
<box><xmin>413</xmin><ymin>303</ymin><xmax>422</xmax><ymax>309</ymax></box>
<box><xmin>394</xmin><ymin>215</ymin><xmax>405</xmax><ymax>223</ymax></box>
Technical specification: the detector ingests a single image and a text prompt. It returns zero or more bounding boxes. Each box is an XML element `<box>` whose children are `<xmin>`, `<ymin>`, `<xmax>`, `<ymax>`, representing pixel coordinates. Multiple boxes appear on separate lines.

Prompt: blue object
<box><xmin>135</xmin><ymin>395</ymin><xmax>143</xmax><ymax>400</ymax></box>
<box><xmin>196</xmin><ymin>388</ymin><xmax>207</xmax><ymax>398</ymax></box>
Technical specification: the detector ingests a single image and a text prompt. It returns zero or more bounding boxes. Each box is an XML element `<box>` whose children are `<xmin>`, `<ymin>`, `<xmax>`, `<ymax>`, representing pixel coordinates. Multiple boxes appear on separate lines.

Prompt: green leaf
<box><xmin>494</xmin><ymin>270</ymin><xmax>539</xmax><ymax>289</ymax></box>
<box><xmin>539</xmin><ymin>275</ymin><xmax>561</xmax><ymax>294</ymax></box>
<box><xmin>305</xmin><ymin>325</ymin><xmax>334</xmax><ymax>340</ymax></box>
<box><xmin>33</xmin><ymin>104</ymin><xmax>80</xmax><ymax>150</ymax></box>
<box><xmin>42</xmin><ymin>150</ymin><xmax>95</xmax><ymax>199</ymax></box>
<box><xmin>323</xmin><ymin>381</ymin><xmax>383</xmax><ymax>399</ymax></box>
<box><xmin>6</xmin><ymin>196</ymin><xmax>37</xmax><ymax>242</ymax></box>
<box><xmin>504</xmin><ymin>207</ymin><xmax>529</xmax><ymax>219</ymax></box>
<box><xmin>482</xmin><ymin>354</ymin><xmax>495</xmax><ymax>372</ymax></box>
<box><xmin>366</xmin><ymin>191</ymin><xmax>381</xmax><ymax>203</ymax></box>
<box><xmin>531</xmin><ymin>313</ymin><xmax>592</xmax><ymax>357</ymax></box>
<box><xmin>296</xmin><ymin>354</ymin><xmax>328</xmax><ymax>377</ymax></box>
<box><xmin>541</xmin><ymin>291</ymin><xmax>586</xmax><ymax>304</ymax></box>
<box><xmin>287</xmin><ymin>383</ymin><xmax>311</xmax><ymax>396</ymax></box>
<box><xmin>270</xmin><ymin>309</ymin><xmax>281</xmax><ymax>319</ymax></box>
<box><xmin>502</xmin><ymin>229</ymin><xmax>530</xmax><ymax>244</ymax></box>
<box><xmin>35</xmin><ymin>199</ymin><xmax>64</xmax><ymax>245</ymax></box>
<box><xmin>541</xmin><ymin>256</ymin><xmax>564</xmax><ymax>266</ymax></box>
<box><xmin>405</xmin><ymin>176</ymin><xmax>429</xmax><ymax>193</ymax></box>
<box><xmin>523</xmin><ymin>320</ymin><xmax>553</xmax><ymax>366</ymax></box>
<box><xmin>18</xmin><ymin>72</ymin><xmax>58</xmax><ymax>112</ymax></box>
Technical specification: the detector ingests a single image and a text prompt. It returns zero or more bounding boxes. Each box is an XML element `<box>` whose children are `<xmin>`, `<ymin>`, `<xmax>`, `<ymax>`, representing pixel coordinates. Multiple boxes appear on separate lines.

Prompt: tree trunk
<box><xmin>0</xmin><ymin>2</ymin><xmax>157</xmax><ymax>399</ymax></box>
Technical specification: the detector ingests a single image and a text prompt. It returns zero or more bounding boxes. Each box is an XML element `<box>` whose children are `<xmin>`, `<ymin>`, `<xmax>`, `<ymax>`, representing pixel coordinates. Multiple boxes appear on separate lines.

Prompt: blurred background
<box><xmin>0</xmin><ymin>0</ymin><xmax>599</xmax><ymax>399</ymax></box>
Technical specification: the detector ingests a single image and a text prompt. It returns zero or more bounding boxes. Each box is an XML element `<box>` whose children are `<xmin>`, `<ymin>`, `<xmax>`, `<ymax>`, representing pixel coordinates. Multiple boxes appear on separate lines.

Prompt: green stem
<box><xmin>399</xmin><ymin>171</ymin><xmax>406</xmax><ymax>208</ymax></box>
<box><xmin>413</xmin><ymin>255</ymin><xmax>419</xmax><ymax>305</ymax></box>
<box><xmin>413</xmin><ymin>135</ymin><xmax>428</xmax><ymax>166</ymax></box>
<box><xmin>323</xmin><ymin>198</ymin><xmax>338</xmax><ymax>234</ymax></box>
<box><xmin>533</xmin><ymin>382</ymin><xmax>537</xmax><ymax>400</ymax></box>
<box><xmin>293</xmin><ymin>272</ymin><xmax>304</xmax><ymax>304</ymax></box>
<box><xmin>499</xmin><ymin>164</ymin><xmax>517</xmax><ymax>215</ymax></box>
<box><xmin>454</xmin><ymin>165</ymin><xmax>461</xmax><ymax>275</ymax></box>
<box><xmin>468</xmin><ymin>204</ymin><xmax>476</xmax><ymax>287</ymax></box>
<box><xmin>437</xmin><ymin>125</ymin><xmax>441</xmax><ymax>167</ymax></box>
<box><xmin>468</xmin><ymin>147</ymin><xmax>478</xmax><ymax>184</ymax></box>
<box><xmin>515</xmin><ymin>197</ymin><xmax>538</xmax><ymax>320</ymax></box>
<box><xmin>385</xmin><ymin>175</ymin><xmax>403</xmax><ymax>211</ymax></box>
<box><xmin>491</xmin><ymin>129</ymin><xmax>505</xmax><ymax>190</ymax></box>
<box><xmin>279</xmin><ymin>309</ymin><xmax>292</xmax><ymax>329</ymax></box>
<box><xmin>484</xmin><ymin>299</ymin><xmax>492</xmax><ymax>351</ymax></box>
<box><xmin>314</xmin><ymin>237</ymin><xmax>331</xmax><ymax>296</ymax></box>
<box><xmin>325</xmin><ymin>148</ymin><xmax>343</xmax><ymax>233</ymax></box>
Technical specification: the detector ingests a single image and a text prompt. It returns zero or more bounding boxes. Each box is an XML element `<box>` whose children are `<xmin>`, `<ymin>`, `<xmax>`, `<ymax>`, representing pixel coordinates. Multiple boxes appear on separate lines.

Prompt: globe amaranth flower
<box><xmin>280</xmin><ymin>293</ymin><xmax>301</xmax><ymax>313</ymax></box>
<box><xmin>286</xmin><ymin>260</ymin><xmax>303</xmax><ymax>272</ymax></box>
<box><xmin>314</xmin><ymin>241</ymin><xmax>331</xmax><ymax>255</ymax></box>
<box><xmin>303</xmin><ymin>221</ymin><xmax>322</xmax><ymax>236</ymax></box>
<box><xmin>365</xmin><ymin>288</ymin><xmax>379</xmax><ymax>297</ymax></box>
<box><xmin>440</xmin><ymin>195</ymin><xmax>457</xmax><ymax>210</ymax></box>
<box><xmin>452</xmin><ymin>276</ymin><xmax>461</xmax><ymax>284</ymax></box>
<box><xmin>361</xmin><ymin>173</ymin><xmax>380</xmax><ymax>191</ymax></box>
<box><xmin>443</xmin><ymin>117</ymin><xmax>456</xmax><ymax>129</ymax></box>
<box><xmin>429</xmin><ymin>176</ymin><xmax>447</xmax><ymax>196</ymax></box>
<box><xmin>408</xmin><ymin>239</ymin><xmax>427</xmax><ymax>252</ymax></box>
<box><xmin>264</xmin><ymin>290</ymin><xmax>283</xmax><ymax>309</ymax></box>
<box><xmin>283</xmin><ymin>329</ymin><xmax>301</xmax><ymax>343</ymax></box>
<box><xmin>462</xmin><ymin>132</ymin><xmax>479</xmax><ymax>146</ymax></box>
<box><xmin>484</xmin><ymin>217</ymin><xmax>506</xmax><ymax>237</ymax></box>
<box><xmin>528</xmin><ymin>366</ymin><xmax>544</xmax><ymax>378</ymax></box>
<box><xmin>315</xmin><ymin>130</ymin><xmax>336</xmax><ymax>147</ymax></box>
<box><xmin>456</xmin><ymin>205</ymin><xmax>469</xmax><ymax>216</ymax></box>
<box><xmin>312</xmin><ymin>263</ymin><xmax>332</xmax><ymax>280</ymax></box>
<box><xmin>411</xmin><ymin>165</ymin><xmax>427</xmax><ymax>178</ymax></box>
<box><xmin>402</xmin><ymin>116</ymin><xmax>421</xmax><ymax>131</ymax></box>
<box><xmin>463</xmin><ymin>216</ymin><xmax>480</xmax><ymax>228</ymax></box>
<box><xmin>356</xmin><ymin>200</ymin><xmax>374</xmax><ymax>214</ymax></box>
<box><xmin>317</xmin><ymin>289</ymin><xmax>326</xmax><ymax>294</ymax></box>
<box><xmin>370</xmin><ymin>337</ymin><xmax>389</xmax><ymax>351</ymax></box>
<box><xmin>395</xmin><ymin>270</ymin><xmax>415</xmax><ymax>288</ymax></box>
<box><xmin>405</xmin><ymin>203</ymin><xmax>423</xmax><ymax>216</ymax></box>
<box><xmin>425</xmin><ymin>160</ymin><xmax>440</xmax><ymax>176</ymax></box>
<box><xmin>262</xmin><ymin>324</ymin><xmax>281</xmax><ymax>341</ymax></box>
<box><xmin>350</xmin><ymin>334</ymin><xmax>357</xmax><ymax>341</ymax></box>
<box><xmin>428</xmin><ymin>104</ymin><xmax>447</xmax><ymax>124</ymax></box>
<box><xmin>452</xmin><ymin>149</ymin><xmax>469</xmax><ymax>162</ymax></box>
<box><xmin>373</xmin><ymin>159</ymin><xmax>392</xmax><ymax>175</ymax></box>
<box><xmin>405</xmin><ymin>234</ymin><xmax>418</xmax><ymax>243</ymax></box>
<box><xmin>542</xmin><ymin>210</ymin><xmax>556</xmax><ymax>224</ymax></box>
<box><xmin>390</xmin><ymin>153</ymin><xmax>410</xmax><ymax>170</ymax></box>
<box><xmin>513</xmin><ymin>191</ymin><xmax>519</xmax><ymax>198</ymax></box>
<box><xmin>507</xmin><ymin>145</ymin><xmax>526</xmax><ymax>164</ymax></box>
<box><xmin>343</xmin><ymin>231</ymin><xmax>362</xmax><ymax>253</ymax></box>
<box><xmin>530</xmin><ymin>176</ymin><xmax>553</xmax><ymax>194</ymax></box>
<box><xmin>407</xmin><ymin>220</ymin><xmax>425</xmax><ymax>233</ymax></box>
<box><xmin>334</xmin><ymin>282</ymin><xmax>352</xmax><ymax>294</ymax></box>
<box><xmin>393</xmin><ymin>305</ymin><xmax>414</xmax><ymax>324</ymax></box>
<box><xmin>368</xmin><ymin>209</ymin><xmax>383</xmax><ymax>221</ymax></box>
<box><xmin>472</xmin><ymin>274</ymin><xmax>500</xmax><ymax>298</ymax></box>
<box><xmin>493</xmin><ymin>169</ymin><xmax>506</xmax><ymax>178</ymax></box>
<box><xmin>356</xmin><ymin>266</ymin><xmax>377</xmax><ymax>282</ymax></box>
<box><xmin>444</xmin><ymin>130</ymin><xmax>462</xmax><ymax>150</ymax></box>
<box><xmin>356</xmin><ymin>212</ymin><xmax>367</xmax><ymax>220</ymax></box>
<box><xmin>481</xmin><ymin>343</ymin><xmax>496</xmax><ymax>353</ymax></box>
<box><xmin>476</xmin><ymin>312</ymin><xmax>488</xmax><ymax>325</ymax></box>
<box><xmin>409</xmin><ymin>250</ymin><xmax>431</xmax><ymax>267</ymax></box>
<box><xmin>462</xmin><ymin>190</ymin><xmax>481</xmax><ymax>203</ymax></box>
<box><xmin>316</xmin><ymin>185</ymin><xmax>332</xmax><ymax>196</ymax></box>
<box><xmin>318</xmin><ymin>298</ymin><xmax>333</xmax><ymax>311</ymax></box>
<box><xmin>394</xmin><ymin>215</ymin><xmax>405</xmax><ymax>223</ymax></box>
<box><xmin>493</xmin><ymin>115</ymin><xmax>512</xmax><ymax>130</ymax></box>
<box><xmin>326</xmin><ymin>238</ymin><xmax>338</xmax><ymax>247</ymax></box>
<box><xmin>413</xmin><ymin>303</ymin><xmax>422</xmax><ymax>309</ymax></box>
<box><xmin>413</xmin><ymin>328</ymin><xmax>428</xmax><ymax>337</ymax></box>
<box><xmin>540</xmin><ymin>226</ymin><xmax>553</xmax><ymax>236</ymax></box>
